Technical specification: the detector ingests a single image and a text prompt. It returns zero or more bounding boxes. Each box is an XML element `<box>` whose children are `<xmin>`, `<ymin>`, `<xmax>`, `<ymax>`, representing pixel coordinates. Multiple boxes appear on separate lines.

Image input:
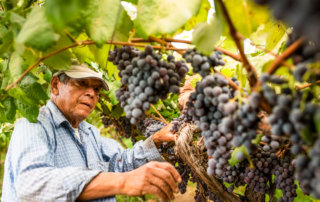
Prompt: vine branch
<box><xmin>296</xmin><ymin>80</ymin><xmax>320</xmax><ymax>90</ymax></box>
<box><xmin>216</xmin><ymin>0</ymin><xmax>258</xmax><ymax>88</ymax></box>
<box><xmin>5</xmin><ymin>40</ymin><xmax>186</xmax><ymax>91</ymax></box>
<box><xmin>266</xmin><ymin>37</ymin><xmax>304</xmax><ymax>75</ymax></box>
<box><xmin>150</xmin><ymin>104</ymin><xmax>169</xmax><ymax>125</ymax></box>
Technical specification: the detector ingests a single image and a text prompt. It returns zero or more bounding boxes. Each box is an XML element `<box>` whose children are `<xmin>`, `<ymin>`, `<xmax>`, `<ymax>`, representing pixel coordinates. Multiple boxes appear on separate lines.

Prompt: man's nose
<box><xmin>85</xmin><ymin>87</ymin><xmax>95</xmax><ymax>97</ymax></box>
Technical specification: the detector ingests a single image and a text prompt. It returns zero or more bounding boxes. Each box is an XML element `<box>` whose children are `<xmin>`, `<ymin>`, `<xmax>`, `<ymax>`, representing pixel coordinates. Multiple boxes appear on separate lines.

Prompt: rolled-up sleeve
<box><xmin>98</xmin><ymin>133</ymin><xmax>164</xmax><ymax>173</ymax></box>
<box><xmin>11</xmin><ymin>119</ymin><xmax>100</xmax><ymax>201</ymax></box>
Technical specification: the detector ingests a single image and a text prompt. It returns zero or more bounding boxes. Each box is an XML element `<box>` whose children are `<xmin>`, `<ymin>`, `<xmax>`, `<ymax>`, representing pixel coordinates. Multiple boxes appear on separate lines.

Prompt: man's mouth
<box><xmin>80</xmin><ymin>102</ymin><xmax>92</xmax><ymax>109</ymax></box>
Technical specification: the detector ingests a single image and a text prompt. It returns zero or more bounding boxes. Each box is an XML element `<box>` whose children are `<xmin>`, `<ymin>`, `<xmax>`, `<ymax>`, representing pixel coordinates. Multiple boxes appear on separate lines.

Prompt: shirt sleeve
<box><xmin>10</xmin><ymin>119</ymin><xmax>100</xmax><ymax>201</ymax></box>
<box><xmin>97</xmin><ymin>129</ymin><xmax>164</xmax><ymax>173</ymax></box>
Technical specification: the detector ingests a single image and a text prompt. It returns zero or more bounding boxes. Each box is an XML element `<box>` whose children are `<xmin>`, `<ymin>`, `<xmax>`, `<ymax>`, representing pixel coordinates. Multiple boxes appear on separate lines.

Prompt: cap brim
<box><xmin>64</xmin><ymin>73</ymin><xmax>109</xmax><ymax>91</ymax></box>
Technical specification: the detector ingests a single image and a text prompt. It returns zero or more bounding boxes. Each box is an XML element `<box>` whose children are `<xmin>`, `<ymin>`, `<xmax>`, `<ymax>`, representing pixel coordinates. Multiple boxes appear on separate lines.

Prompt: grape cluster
<box><xmin>175</xmin><ymin>161</ymin><xmax>191</xmax><ymax>194</ymax></box>
<box><xmin>223</xmin><ymin>92</ymin><xmax>261</xmax><ymax>153</ymax></box>
<box><xmin>136</xmin><ymin>118</ymin><xmax>166</xmax><ymax>138</ymax></box>
<box><xmin>108</xmin><ymin>45</ymin><xmax>188</xmax><ymax>124</ymax></box>
<box><xmin>272</xmin><ymin>157</ymin><xmax>297</xmax><ymax>202</ymax></box>
<box><xmin>261</xmin><ymin>73</ymin><xmax>318</xmax><ymax>155</ymax></box>
<box><xmin>185</xmin><ymin>74</ymin><xmax>237</xmax><ymax>177</ymax></box>
<box><xmin>169</xmin><ymin>109</ymin><xmax>191</xmax><ymax>133</ymax></box>
<box><xmin>183</xmin><ymin>49</ymin><xmax>225</xmax><ymax>77</ymax></box>
<box><xmin>101</xmin><ymin>115</ymin><xmax>133</xmax><ymax>138</ymax></box>
<box><xmin>239</xmin><ymin>148</ymin><xmax>279</xmax><ymax>194</ymax></box>
<box><xmin>295</xmin><ymin>140</ymin><xmax>320</xmax><ymax>199</ymax></box>
<box><xmin>252</xmin><ymin>0</ymin><xmax>320</xmax><ymax>44</ymax></box>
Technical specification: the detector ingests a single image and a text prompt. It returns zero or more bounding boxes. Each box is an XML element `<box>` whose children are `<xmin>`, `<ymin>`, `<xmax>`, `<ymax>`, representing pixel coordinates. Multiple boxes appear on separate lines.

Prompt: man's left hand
<box><xmin>152</xmin><ymin>123</ymin><xmax>175</xmax><ymax>148</ymax></box>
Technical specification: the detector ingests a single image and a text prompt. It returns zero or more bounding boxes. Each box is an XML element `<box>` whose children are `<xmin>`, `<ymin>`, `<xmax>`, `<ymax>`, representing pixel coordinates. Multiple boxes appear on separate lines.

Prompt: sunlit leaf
<box><xmin>135</xmin><ymin>0</ymin><xmax>201</xmax><ymax>38</ymax></box>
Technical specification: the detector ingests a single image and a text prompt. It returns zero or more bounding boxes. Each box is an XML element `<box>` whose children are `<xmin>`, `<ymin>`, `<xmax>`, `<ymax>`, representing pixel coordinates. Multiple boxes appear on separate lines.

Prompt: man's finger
<box><xmin>148</xmin><ymin>184</ymin><xmax>170</xmax><ymax>200</ymax></box>
<box><xmin>151</xmin><ymin>166</ymin><xmax>179</xmax><ymax>194</ymax></box>
<box><xmin>148</xmin><ymin>175</ymin><xmax>174</xmax><ymax>200</ymax></box>
<box><xmin>153</xmin><ymin>162</ymin><xmax>182</xmax><ymax>183</ymax></box>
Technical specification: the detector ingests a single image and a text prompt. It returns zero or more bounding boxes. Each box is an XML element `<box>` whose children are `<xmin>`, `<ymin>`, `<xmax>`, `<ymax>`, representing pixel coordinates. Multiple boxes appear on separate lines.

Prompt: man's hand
<box><xmin>152</xmin><ymin>123</ymin><xmax>175</xmax><ymax>148</ymax></box>
<box><xmin>120</xmin><ymin>161</ymin><xmax>182</xmax><ymax>200</ymax></box>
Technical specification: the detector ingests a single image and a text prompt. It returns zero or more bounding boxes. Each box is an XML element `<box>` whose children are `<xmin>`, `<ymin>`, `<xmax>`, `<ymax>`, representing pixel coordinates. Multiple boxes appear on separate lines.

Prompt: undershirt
<box><xmin>72</xmin><ymin>127</ymin><xmax>80</xmax><ymax>140</ymax></box>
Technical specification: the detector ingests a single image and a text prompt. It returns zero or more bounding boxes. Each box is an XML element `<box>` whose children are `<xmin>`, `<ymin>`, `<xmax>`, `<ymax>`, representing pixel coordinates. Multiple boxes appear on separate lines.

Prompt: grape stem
<box><xmin>146</xmin><ymin>112</ymin><xmax>168</xmax><ymax>124</ymax></box>
<box><xmin>5</xmin><ymin>40</ymin><xmax>186</xmax><ymax>91</ymax></box>
<box><xmin>150</xmin><ymin>104</ymin><xmax>169</xmax><ymax>125</ymax></box>
<box><xmin>238</xmin><ymin>34</ymin><xmax>294</xmax><ymax>69</ymax></box>
<box><xmin>216</xmin><ymin>0</ymin><xmax>259</xmax><ymax>88</ymax></box>
<box><xmin>266</xmin><ymin>37</ymin><xmax>304</xmax><ymax>75</ymax></box>
<box><xmin>295</xmin><ymin>80</ymin><xmax>320</xmax><ymax>90</ymax></box>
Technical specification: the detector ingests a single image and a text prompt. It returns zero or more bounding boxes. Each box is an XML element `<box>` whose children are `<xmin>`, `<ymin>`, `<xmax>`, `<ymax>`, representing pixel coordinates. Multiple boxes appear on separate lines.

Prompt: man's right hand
<box><xmin>120</xmin><ymin>161</ymin><xmax>182</xmax><ymax>200</ymax></box>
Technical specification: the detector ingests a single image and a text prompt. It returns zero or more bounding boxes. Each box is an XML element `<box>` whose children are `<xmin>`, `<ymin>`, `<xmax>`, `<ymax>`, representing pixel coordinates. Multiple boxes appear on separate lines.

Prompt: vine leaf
<box><xmin>15</xmin><ymin>99</ymin><xmax>39</xmax><ymax>123</ymax></box>
<box><xmin>45</xmin><ymin>0</ymin><xmax>88</xmax><ymax>31</ymax></box>
<box><xmin>3</xmin><ymin>96</ymin><xmax>16</xmax><ymax>122</ymax></box>
<box><xmin>43</xmin><ymin>35</ymin><xmax>73</xmax><ymax>70</ymax></box>
<box><xmin>16</xmin><ymin>6</ymin><xmax>59</xmax><ymax>51</ymax></box>
<box><xmin>192</xmin><ymin>19</ymin><xmax>222</xmax><ymax>54</ymax></box>
<box><xmin>223</xmin><ymin>0</ymin><xmax>269</xmax><ymax>37</ymax></box>
<box><xmin>182</xmin><ymin>0</ymin><xmax>211</xmax><ymax>31</ymax></box>
<box><xmin>135</xmin><ymin>0</ymin><xmax>201</xmax><ymax>38</ymax></box>
<box><xmin>20</xmin><ymin>73</ymin><xmax>49</xmax><ymax>103</ymax></box>
<box><xmin>84</xmin><ymin>0</ymin><xmax>122</xmax><ymax>46</ymax></box>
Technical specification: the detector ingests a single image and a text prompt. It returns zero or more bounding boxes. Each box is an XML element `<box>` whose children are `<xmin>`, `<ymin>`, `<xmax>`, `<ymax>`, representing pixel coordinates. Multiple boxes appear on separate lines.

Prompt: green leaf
<box><xmin>89</xmin><ymin>44</ymin><xmax>111</xmax><ymax>70</ymax></box>
<box><xmin>314</xmin><ymin>109</ymin><xmax>320</xmax><ymax>138</ymax></box>
<box><xmin>43</xmin><ymin>35</ymin><xmax>73</xmax><ymax>70</ymax></box>
<box><xmin>190</xmin><ymin>75</ymin><xmax>202</xmax><ymax>88</ymax></box>
<box><xmin>16</xmin><ymin>6</ymin><xmax>59</xmax><ymax>51</ymax></box>
<box><xmin>0</xmin><ymin>30</ymin><xmax>14</xmax><ymax>57</ymax></box>
<box><xmin>114</xmin><ymin>9</ymin><xmax>133</xmax><ymax>42</ymax></box>
<box><xmin>301</xmin><ymin>126</ymin><xmax>314</xmax><ymax>146</ymax></box>
<box><xmin>20</xmin><ymin>74</ymin><xmax>49</xmax><ymax>102</ymax></box>
<box><xmin>182</xmin><ymin>0</ymin><xmax>211</xmax><ymax>31</ymax></box>
<box><xmin>3</xmin><ymin>96</ymin><xmax>16</xmax><ymax>122</ymax></box>
<box><xmin>110</xmin><ymin>105</ymin><xmax>124</xmax><ymax>119</ymax></box>
<box><xmin>192</xmin><ymin>19</ymin><xmax>222</xmax><ymax>54</ymax></box>
<box><xmin>135</xmin><ymin>0</ymin><xmax>201</xmax><ymax>38</ymax></box>
<box><xmin>45</xmin><ymin>0</ymin><xmax>88</xmax><ymax>30</ymax></box>
<box><xmin>250</xmin><ymin>21</ymin><xmax>287</xmax><ymax>51</ymax></box>
<box><xmin>85</xmin><ymin>0</ymin><xmax>122</xmax><ymax>46</ymax></box>
<box><xmin>8</xmin><ymin>87</ymin><xmax>35</xmax><ymax>105</ymax></box>
<box><xmin>105</xmin><ymin>80</ymin><xmax>121</xmax><ymax>105</ymax></box>
<box><xmin>229</xmin><ymin>145</ymin><xmax>249</xmax><ymax>166</ymax></box>
<box><xmin>15</xmin><ymin>99</ymin><xmax>39</xmax><ymax>123</ymax></box>
<box><xmin>223</xmin><ymin>0</ymin><xmax>270</xmax><ymax>37</ymax></box>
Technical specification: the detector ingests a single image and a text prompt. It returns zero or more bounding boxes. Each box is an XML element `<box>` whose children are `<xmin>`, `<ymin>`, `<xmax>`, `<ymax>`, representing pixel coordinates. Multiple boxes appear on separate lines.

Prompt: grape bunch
<box><xmin>223</xmin><ymin>92</ymin><xmax>261</xmax><ymax>153</ymax></box>
<box><xmin>175</xmin><ymin>161</ymin><xmax>191</xmax><ymax>194</ymax></box>
<box><xmin>170</xmin><ymin>109</ymin><xmax>191</xmax><ymax>133</ymax></box>
<box><xmin>261</xmin><ymin>73</ymin><xmax>318</xmax><ymax>155</ymax></box>
<box><xmin>252</xmin><ymin>0</ymin><xmax>320</xmax><ymax>44</ymax></box>
<box><xmin>183</xmin><ymin>49</ymin><xmax>225</xmax><ymax>77</ymax></box>
<box><xmin>239</xmin><ymin>148</ymin><xmax>279</xmax><ymax>194</ymax></box>
<box><xmin>108</xmin><ymin>45</ymin><xmax>188</xmax><ymax>124</ymax></box>
<box><xmin>272</xmin><ymin>157</ymin><xmax>297</xmax><ymax>202</ymax></box>
<box><xmin>136</xmin><ymin>118</ymin><xmax>166</xmax><ymax>138</ymax></box>
<box><xmin>101</xmin><ymin>115</ymin><xmax>133</xmax><ymax>138</ymax></box>
<box><xmin>295</xmin><ymin>140</ymin><xmax>320</xmax><ymax>199</ymax></box>
<box><xmin>185</xmin><ymin>74</ymin><xmax>237</xmax><ymax>177</ymax></box>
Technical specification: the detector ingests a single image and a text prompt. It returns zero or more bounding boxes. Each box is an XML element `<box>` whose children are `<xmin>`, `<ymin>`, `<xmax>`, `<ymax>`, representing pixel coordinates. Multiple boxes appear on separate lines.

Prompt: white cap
<box><xmin>53</xmin><ymin>59</ymin><xmax>109</xmax><ymax>91</ymax></box>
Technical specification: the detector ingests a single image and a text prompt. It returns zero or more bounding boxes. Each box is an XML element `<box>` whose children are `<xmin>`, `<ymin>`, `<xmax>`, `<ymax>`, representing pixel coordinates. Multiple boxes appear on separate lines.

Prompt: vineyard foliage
<box><xmin>1</xmin><ymin>0</ymin><xmax>320</xmax><ymax>201</ymax></box>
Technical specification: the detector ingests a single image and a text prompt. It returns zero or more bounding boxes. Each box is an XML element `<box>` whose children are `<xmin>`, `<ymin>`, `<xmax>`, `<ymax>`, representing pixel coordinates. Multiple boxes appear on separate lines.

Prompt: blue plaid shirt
<box><xmin>2</xmin><ymin>100</ymin><xmax>163</xmax><ymax>202</ymax></box>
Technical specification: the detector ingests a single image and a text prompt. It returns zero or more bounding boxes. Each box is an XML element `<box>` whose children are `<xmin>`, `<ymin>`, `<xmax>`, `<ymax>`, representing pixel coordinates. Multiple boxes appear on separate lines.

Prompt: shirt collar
<box><xmin>46</xmin><ymin>100</ymin><xmax>92</xmax><ymax>132</ymax></box>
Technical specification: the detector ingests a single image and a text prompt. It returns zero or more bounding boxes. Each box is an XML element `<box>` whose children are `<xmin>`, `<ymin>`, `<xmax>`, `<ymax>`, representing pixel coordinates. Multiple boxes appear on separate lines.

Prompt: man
<box><xmin>2</xmin><ymin>60</ymin><xmax>181</xmax><ymax>201</ymax></box>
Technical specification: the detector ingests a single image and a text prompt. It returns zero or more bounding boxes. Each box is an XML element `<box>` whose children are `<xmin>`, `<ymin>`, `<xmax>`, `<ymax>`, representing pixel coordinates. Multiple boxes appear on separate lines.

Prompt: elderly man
<box><xmin>2</xmin><ymin>60</ymin><xmax>181</xmax><ymax>201</ymax></box>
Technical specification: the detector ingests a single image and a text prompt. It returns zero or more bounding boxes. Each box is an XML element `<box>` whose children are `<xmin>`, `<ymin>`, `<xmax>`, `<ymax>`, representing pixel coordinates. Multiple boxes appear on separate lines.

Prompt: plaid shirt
<box><xmin>2</xmin><ymin>100</ymin><xmax>163</xmax><ymax>202</ymax></box>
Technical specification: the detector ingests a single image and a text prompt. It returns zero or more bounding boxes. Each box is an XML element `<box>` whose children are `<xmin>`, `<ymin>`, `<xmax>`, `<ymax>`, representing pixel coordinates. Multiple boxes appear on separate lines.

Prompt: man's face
<box><xmin>52</xmin><ymin>77</ymin><xmax>102</xmax><ymax>126</ymax></box>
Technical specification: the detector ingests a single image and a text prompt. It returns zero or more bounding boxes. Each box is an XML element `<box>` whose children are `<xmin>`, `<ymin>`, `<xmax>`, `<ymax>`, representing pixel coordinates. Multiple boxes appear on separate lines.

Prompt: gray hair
<box><xmin>57</xmin><ymin>73</ymin><xmax>71</xmax><ymax>84</ymax></box>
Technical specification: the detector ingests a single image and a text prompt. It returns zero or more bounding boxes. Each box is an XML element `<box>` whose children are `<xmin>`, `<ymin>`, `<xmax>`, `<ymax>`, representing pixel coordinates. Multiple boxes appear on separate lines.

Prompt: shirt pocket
<box><xmin>88</xmin><ymin>161</ymin><xmax>110</xmax><ymax>172</ymax></box>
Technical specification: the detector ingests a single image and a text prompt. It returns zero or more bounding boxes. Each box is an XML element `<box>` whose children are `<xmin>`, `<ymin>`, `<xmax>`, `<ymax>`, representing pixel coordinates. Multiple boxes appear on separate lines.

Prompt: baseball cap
<box><xmin>53</xmin><ymin>59</ymin><xmax>109</xmax><ymax>91</ymax></box>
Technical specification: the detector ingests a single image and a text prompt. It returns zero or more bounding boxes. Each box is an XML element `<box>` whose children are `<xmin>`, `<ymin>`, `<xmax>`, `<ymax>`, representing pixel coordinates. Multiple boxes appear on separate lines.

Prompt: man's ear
<box><xmin>50</xmin><ymin>76</ymin><xmax>60</xmax><ymax>96</ymax></box>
